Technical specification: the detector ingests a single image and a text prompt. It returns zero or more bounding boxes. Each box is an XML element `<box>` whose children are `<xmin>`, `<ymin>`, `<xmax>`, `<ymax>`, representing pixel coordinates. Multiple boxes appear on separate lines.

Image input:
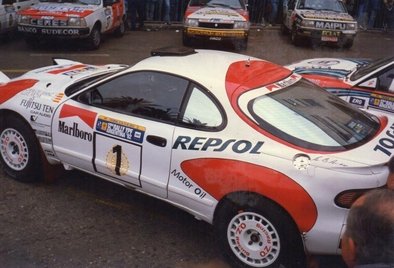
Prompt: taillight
<box><xmin>334</xmin><ymin>187</ymin><xmax>384</xmax><ymax>209</ymax></box>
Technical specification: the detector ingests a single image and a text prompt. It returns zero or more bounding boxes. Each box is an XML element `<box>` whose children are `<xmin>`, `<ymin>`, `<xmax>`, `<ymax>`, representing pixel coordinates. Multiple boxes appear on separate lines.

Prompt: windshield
<box><xmin>189</xmin><ymin>0</ymin><xmax>245</xmax><ymax>9</ymax></box>
<box><xmin>297</xmin><ymin>0</ymin><xmax>346</xmax><ymax>12</ymax></box>
<box><xmin>350</xmin><ymin>56</ymin><xmax>394</xmax><ymax>81</ymax></box>
<box><xmin>246</xmin><ymin>79</ymin><xmax>380</xmax><ymax>151</ymax></box>
<box><xmin>39</xmin><ymin>0</ymin><xmax>100</xmax><ymax>5</ymax></box>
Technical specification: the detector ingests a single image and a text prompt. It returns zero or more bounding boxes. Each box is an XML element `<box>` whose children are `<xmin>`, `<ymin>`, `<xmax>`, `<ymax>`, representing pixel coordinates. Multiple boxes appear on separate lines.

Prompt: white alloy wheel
<box><xmin>0</xmin><ymin>128</ymin><xmax>29</xmax><ymax>171</ymax></box>
<box><xmin>227</xmin><ymin>212</ymin><xmax>280</xmax><ymax>267</ymax></box>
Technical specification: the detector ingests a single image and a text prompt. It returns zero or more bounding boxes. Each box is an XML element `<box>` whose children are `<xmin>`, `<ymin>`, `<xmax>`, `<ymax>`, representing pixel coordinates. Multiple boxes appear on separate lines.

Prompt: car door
<box><xmin>354</xmin><ymin>65</ymin><xmax>394</xmax><ymax>114</ymax></box>
<box><xmin>52</xmin><ymin>71</ymin><xmax>189</xmax><ymax>198</ymax></box>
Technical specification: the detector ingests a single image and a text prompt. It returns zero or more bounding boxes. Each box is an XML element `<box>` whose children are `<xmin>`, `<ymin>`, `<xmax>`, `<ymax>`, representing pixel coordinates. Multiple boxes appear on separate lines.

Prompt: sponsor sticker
<box><xmin>96</xmin><ymin>115</ymin><xmax>145</xmax><ymax>143</ymax></box>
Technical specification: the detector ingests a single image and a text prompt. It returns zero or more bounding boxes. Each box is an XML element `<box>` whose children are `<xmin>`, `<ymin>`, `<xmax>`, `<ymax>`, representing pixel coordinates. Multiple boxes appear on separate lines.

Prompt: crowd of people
<box><xmin>126</xmin><ymin>0</ymin><xmax>394</xmax><ymax>31</ymax></box>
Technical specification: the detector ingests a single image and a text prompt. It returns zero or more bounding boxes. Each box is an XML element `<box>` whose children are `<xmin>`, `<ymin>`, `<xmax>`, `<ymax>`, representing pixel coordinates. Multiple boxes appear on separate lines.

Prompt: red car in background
<box><xmin>183</xmin><ymin>0</ymin><xmax>250</xmax><ymax>50</ymax></box>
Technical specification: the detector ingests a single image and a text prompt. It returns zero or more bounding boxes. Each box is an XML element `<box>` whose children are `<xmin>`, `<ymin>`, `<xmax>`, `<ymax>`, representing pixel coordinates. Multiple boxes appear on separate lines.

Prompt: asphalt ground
<box><xmin>0</xmin><ymin>25</ymin><xmax>393</xmax><ymax>268</ymax></box>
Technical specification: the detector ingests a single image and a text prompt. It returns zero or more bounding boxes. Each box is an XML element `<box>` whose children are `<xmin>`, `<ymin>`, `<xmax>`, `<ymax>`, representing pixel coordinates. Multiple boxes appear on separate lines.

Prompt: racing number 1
<box><xmin>113</xmin><ymin>145</ymin><xmax>122</xmax><ymax>176</ymax></box>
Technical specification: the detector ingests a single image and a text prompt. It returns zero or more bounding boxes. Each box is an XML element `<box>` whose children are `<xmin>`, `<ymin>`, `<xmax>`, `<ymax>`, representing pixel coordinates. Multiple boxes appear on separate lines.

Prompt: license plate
<box><xmin>321</xmin><ymin>36</ymin><xmax>338</xmax><ymax>42</ymax></box>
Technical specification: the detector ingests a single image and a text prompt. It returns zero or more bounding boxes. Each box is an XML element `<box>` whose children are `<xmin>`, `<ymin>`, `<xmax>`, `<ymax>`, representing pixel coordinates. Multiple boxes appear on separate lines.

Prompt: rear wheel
<box><xmin>114</xmin><ymin>17</ymin><xmax>126</xmax><ymax>37</ymax></box>
<box><xmin>0</xmin><ymin>115</ymin><xmax>42</xmax><ymax>182</ymax></box>
<box><xmin>214</xmin><ymin>192</ymin><xmax>306</xmax><ymax>268</ymax></box>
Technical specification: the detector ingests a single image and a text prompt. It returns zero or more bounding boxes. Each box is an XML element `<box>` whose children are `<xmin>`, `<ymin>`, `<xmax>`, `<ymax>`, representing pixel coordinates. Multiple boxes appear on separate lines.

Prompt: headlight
<box><xmin>301</xmin><ymin>20</ymin><xmax>315</xmax><ymax>27</ymax></box>
<box><xmin>347</xmin><ymin>23</ymin><xmax>357</xmax><ymax>30</ymax></box>
<box><xmin>19</xmin><ymin>15</ymin><xmax>31</xmax><ymax>24</ymax></box>
<box><xmin>185</xmin><ymin>18</ymin><xmax>198</xmax><ymax>27</ymax></box>
<box><xmin>68</xmin><ymin>17</ymin><xmax>87</xmax><ymax>27</ymax></box>
<box><xmin>234</xmin><ymin>21</ymin><xmax>249</xmax><ymax>29</ymax></box>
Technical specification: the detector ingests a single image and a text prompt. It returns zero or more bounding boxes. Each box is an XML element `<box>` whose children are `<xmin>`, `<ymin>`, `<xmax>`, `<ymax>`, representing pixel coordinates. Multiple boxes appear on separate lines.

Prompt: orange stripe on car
<box><xmin>48</xmin><ymin>64</ymin><xmax>87</xmax><ymax>75</ymax></box>
<box><xmin>59</xmin><ymin>104</ymin><xmax>97</xmax><ymax>128</ymax></box>
<box><xmin>181</xmin><ymin>158</ymin><xmax>318</xmax><ymax>232</ymax></box>
<box><xmin>0</xmin><ymin>79</ymin><xmax>38</xmax><ymax>104</ymax></box>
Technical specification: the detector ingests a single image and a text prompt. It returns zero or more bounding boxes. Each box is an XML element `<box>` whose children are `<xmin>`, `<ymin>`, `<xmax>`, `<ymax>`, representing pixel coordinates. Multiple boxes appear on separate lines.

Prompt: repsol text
<box><xmin>172</xmin><ymin>136</ymin><xmax>264</xmax><ymax>154</ymax></box>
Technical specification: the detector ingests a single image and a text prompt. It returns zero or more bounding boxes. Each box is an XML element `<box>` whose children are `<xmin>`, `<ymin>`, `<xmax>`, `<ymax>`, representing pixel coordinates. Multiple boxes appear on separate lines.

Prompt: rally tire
<box><xmin>182</xmin><ymin>34</ymin><xmax>192</xmax><ymax>47</ymax></box>
<box><xmin>88</xmin><ymin>25</ymin><xmax>101</xmax><ymax>50</ymax></box>
<box><xmin>214</xmin><ymin>192</ymin><xmax>306</xmax><ymax>268</ymax></box>
<box><xmin>0</xmin><ymin>115</ymin><xmax>43</xmax><ymax>182</ymax></box>
<box><xmin>291</xmin><ymin>27</ymin><xmax>302</xmax><ymax>46</ymax></box>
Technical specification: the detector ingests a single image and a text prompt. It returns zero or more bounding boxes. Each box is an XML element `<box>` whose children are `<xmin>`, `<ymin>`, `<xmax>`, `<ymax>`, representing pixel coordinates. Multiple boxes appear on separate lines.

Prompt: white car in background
<box><xmin>0</xmin><ymin>0</ymin><xmax>37</xmax><ymax>35</ymax></box>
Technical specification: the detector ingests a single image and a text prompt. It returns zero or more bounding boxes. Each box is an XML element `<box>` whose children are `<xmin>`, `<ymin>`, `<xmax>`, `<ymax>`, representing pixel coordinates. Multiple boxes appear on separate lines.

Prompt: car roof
<box><xmin>129</xmin><ymin>49</ymin><xmax>292</xmax><ymax>99</ymax></box>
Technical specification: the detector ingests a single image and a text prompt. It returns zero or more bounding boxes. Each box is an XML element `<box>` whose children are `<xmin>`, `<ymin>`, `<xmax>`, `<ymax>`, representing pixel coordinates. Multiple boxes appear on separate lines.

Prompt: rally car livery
<box><xmin>0</xmin><ymin>48</ymin><xmax>390</xmax><ymax>268</ymax></box>
<box><xmin>0</xmin><ymin>0</ymin><xmax>37</xmax><ymax>35</ymax></box>
<box><xmin>17</xmin><ymin>0</ymin><xmax>126</xmax><ymax>49</ymax></box>
<box><xmin>282</xmin><ymin>0</ymin><xmax>357</xmax><ymax>48</ymax></box>
<box><xmin>287</xmin><ymin>56</ymin><xmax>394</xmax><ymax>117</ymax></box>
<box><xmin>183</xmin><ymin>0</ymin><xmax>249</xmax><ymax>50</ymax></box>
<box><xmin>0</xmin><ymin>1</ymin><xmax>16</xmax><ymax>34</ymax></box>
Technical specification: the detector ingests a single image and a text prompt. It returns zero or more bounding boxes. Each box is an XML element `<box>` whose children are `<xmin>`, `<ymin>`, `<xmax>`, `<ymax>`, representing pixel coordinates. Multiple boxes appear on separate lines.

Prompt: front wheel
<box><xmin>87</xmin><ymin>25</ymin><xmax>101</xmax><ymax>50</ymax></box>
<box><xmin>214</xmin><ymin>192</ymin><xmax>306</xmax><ymax>268</ymax></box>
<box><xmin>0</xmin><ymin>115</ymin><xmax>42</xmax><ymax>182</ymax></box>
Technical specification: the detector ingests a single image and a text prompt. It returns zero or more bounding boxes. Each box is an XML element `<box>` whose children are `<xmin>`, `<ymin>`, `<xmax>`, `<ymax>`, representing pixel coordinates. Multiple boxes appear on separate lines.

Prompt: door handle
<box><xmin>146</xmin><ymin>135</ymin><xmax>167</xmax><ymax>147</ymax></box>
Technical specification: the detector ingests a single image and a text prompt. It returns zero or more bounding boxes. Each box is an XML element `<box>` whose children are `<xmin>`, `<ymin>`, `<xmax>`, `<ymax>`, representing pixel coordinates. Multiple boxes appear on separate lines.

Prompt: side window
<box><xmin>181</xmin><ymin>85</ymin><xmax>224</xmax><ymax>129</ymax></box>
<box><xmin>378</xmin><ymin>68</ymin><xmax>394</xmax><ymax>92</ymax></box>
<box><xmin>83</xmin><ymin>71</ymin><xmax>188</xmax><ymax>123</ymax></box>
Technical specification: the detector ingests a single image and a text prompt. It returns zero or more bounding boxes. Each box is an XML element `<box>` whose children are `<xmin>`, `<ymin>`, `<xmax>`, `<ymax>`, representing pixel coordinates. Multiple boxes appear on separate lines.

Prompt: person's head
<box><xmin>341</xmin><ymin>189</ymin><xmax>394</xmax><ymax>267</ymax></box>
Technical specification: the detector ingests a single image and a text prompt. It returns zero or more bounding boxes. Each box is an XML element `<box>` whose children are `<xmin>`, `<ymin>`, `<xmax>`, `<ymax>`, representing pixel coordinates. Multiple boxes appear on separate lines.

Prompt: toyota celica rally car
<box><xmin>0</xmin><ymin>48</ymin><xmax>390</xmax><ymax>268</ymax></box>
<box><xmin>287</xmin><ymin>56</ymin><xmax>394</xmax><ymax>117</ymax></box>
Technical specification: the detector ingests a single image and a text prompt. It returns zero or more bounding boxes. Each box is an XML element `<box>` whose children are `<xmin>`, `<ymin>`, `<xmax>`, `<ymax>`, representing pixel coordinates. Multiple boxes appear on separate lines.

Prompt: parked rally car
<box><xmin>282</xmin><ymin>0</ymin><xmax>357</xmax><ymax>48</ymax></box>
<box><xmin>0</xmin><ymin>48</ymin><xmax>390</xmax><ymax>268</ymax></box>
<box><xmin>183</xmin><ymin>0</ymin><xmax>249</xmax><ymax>50</ymax></box>
<box><xmin>17</xmin><ymin>0</ymin><xmax>126</xmax><ymax>49</ymax></box>
<box><xmin>0</xmin><ymin>0</ymin><xmax>37</xmax><ymax>35</ymax></box>
<box><xmin>287</xmin><ymin>56</ymin><xmax>394</xmax><ymax>117</ymax></box>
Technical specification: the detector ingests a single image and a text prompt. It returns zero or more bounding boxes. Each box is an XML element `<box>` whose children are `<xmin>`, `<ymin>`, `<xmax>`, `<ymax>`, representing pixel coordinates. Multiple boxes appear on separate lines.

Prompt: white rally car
<box><xmin>287</xmin><ymin>56</ymin><xmax>394</xmax><ymax>117</ymax></box>
<box><xmin>183</xmin><ymin>0</ymin><xmax>249</xmax><ymax>50</ymax></box>
<box><xmin>0</xmin><ymin>48</ymin><xmax>390</xmax><ymax>268</ymax></box>
<box><xmin>17</xmin><ymin>0</ymin><xmax>126</xmax><ymax>49</ymax></box>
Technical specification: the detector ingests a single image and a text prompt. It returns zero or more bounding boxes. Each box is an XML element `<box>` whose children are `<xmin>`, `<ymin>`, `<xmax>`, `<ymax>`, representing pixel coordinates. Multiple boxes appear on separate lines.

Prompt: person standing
<box><xmin>383</xmin><ymin>0</ymin><xmax>394</xmax><ymax>31</ymax></box>
<box><xmin>357</xmin><ymin>0</ymin><xmax>369</xmax><ymax>30</ymax></box>
<box><xmin>341</xmin><ymin>188</ymin><xmax>394</xmax><ymax>268</ymax></box>
<box><xmin>368</xmin><ymin>0</ymin><xmax>381</xmax><ymax>29</ymax></box>
<box><xmin>128</xmin><ymin>0</ymin><xmax>145</xmax><ymax>30</ymax></box>
<box><xmin>268</xmin><ymin>0</ymin><xmax>280</xmax><ymax>26</ymax></box>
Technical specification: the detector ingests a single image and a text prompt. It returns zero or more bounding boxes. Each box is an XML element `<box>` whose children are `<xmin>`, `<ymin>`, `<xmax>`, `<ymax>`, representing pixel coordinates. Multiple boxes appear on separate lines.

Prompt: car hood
<box><xmin>18</xmin><ymin>2</ymin><xmax>100</xmax><ymax>18</ymax></box>
<box><xmin>186</xmin><ymin>6</ymin><xmax>248</xmax><ymax>22</ymax></box>
<box><xmin>299</xmin><ymin>10</ymin><xmax>355</xmax><ymax>22</ymax></box>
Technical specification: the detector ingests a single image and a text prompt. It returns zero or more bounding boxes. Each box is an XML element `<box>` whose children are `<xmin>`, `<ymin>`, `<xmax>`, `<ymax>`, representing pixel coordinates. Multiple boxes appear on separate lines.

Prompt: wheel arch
<box><xmin>0</xmin><ymin>109</ymin><xmax>62</xmax><ymax>182</ymax></box>
<box><xmin>180</xmin><ymin>158</ymin><xmax>318</xmax><ymax>233</ymax></box>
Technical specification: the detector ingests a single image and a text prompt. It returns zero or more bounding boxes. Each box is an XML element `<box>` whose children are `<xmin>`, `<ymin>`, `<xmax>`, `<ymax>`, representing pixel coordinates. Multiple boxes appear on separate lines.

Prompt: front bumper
<box><xmin>184</xmin><ymin>27</ymin><xmax>248</xmax><ymax>41</ymax></box>
<box><xmin>296</xmin><ymin>27</ymin><xmax>356</xmax><ymax>43</ymax></box>
<box><xmin>17</xmin><ymin>25</ymin><xmax>90</xmax><ymax>38</ymax></box>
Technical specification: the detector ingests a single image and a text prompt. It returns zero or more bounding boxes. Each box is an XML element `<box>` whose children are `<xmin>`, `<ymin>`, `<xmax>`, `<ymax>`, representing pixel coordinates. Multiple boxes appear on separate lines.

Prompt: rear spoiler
<box><xmin>52</xmin><ymin>58</ymin><xmax>82</xmax><ymax>65</ymax></box>
<box><xmin>0</xmin><ymin>71</ymin><xmax>10</xmax><ymax>84</ymax></box>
